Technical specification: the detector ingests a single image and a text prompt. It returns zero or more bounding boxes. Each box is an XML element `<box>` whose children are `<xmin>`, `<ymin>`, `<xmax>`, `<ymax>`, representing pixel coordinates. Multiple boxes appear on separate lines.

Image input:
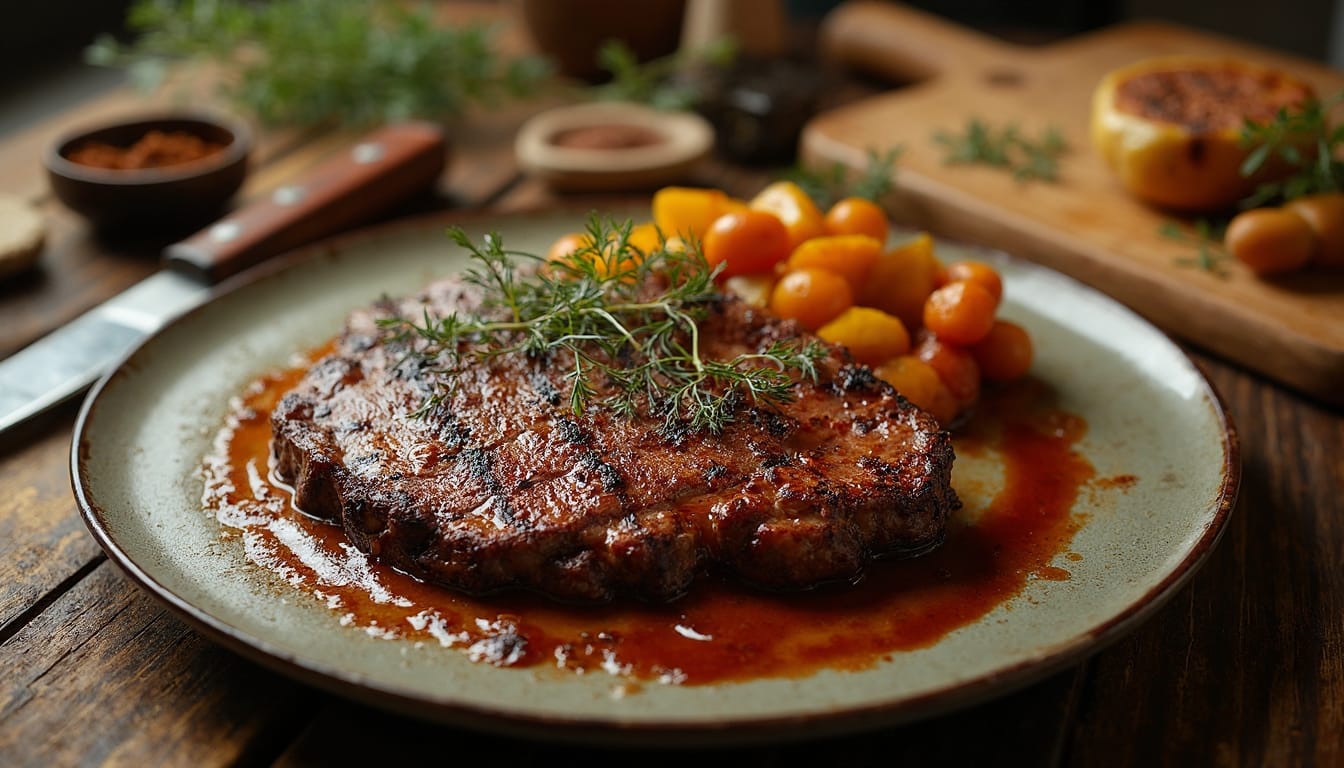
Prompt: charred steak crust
<box><xmin>272</xmin><ymin>278</ymin><xmax>959</xmax><ymax>603</ymax></box>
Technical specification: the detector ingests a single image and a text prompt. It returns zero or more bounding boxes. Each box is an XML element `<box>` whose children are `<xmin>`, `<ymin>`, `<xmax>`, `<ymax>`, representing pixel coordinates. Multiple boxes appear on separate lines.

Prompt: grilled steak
<box><xmin>272</xmin><ymin>278</ymin><xmax>958</xmax><ymax>603</ymax></box>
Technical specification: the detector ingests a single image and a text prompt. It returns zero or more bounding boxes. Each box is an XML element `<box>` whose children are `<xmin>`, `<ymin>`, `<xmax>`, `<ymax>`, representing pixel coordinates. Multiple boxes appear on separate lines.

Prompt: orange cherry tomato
<box><xmin>785</xmin><ymin>234</ymin><xmax>883</xmax><ymax>292</ymax></box>
<box><xmin>857</xmin><ymin>233</ymin><xmax>941</xmax><ymax>330</ymax></box>
<box><xmin>1224</xmin><ymin>208</ymin><xmax>1315</xmax><ymax>276</ymax></box>
<box><xmin>923</xmin><ymin>281</ymin><xmax>998</xmax><ymax>345</ymax></box>
<box><xmin>702</xmin><ymin>210</ymin><xmax>791</xmax><ymax>278</ymax></box>
<box><xmin>769</xmin><ymin>268</ymin><xmax>854</xmax><ymax>331</ymax></box>
<box><xmin>874</xmin><ymin>355</ymin><xmax>958</xmax><ymax>425</ymax></box>
<box><xmin>824</xmin><ymin>197</ymin><xmax>889</xmax><ymax>242</ymax></box>
<box><xmin>943</xmin><ymin>260</ymin><xmax>1004</xmax><ymax>303</ymax></box>
<box><xmin>1285</xmin><ymin>193</ymin><xmax>1344</xmax><ymax>267</ymax></box>
<box><xmin>546</xmin><ymin>232</ymin><xmax>588</xmax><ymax>264</ymax></box>
<box><xmin>915</xmin><ymin>332</ymin><xmax>981</xmax><ymax>408</ymax></box>
<box><xmin>749</xmin><ymin>180</ymin><xmax>827</xmax><ymax>251</ymax></box>
<box><xmin>652</xmin><ymin>187</ymin><xmax>747</xmax><ymax>242</ymax></box>
<box><xmin>970</xmin><ymin>320</ymin><xmax>1034</xmax><ymax>381</ymax></box>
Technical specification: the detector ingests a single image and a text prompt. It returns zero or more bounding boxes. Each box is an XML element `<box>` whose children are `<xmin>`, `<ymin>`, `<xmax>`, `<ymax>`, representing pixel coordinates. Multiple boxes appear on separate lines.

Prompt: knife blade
<box><xmin>0</xmin><ymin>121</ymin><xmax>447</xmax><ymax>435</ymax></box>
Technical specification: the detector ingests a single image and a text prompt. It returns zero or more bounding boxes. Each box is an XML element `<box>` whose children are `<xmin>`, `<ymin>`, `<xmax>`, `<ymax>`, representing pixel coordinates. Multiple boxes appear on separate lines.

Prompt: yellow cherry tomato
<box><xmin>943</xmin><ymin>260</ymin><xmax>1003</xmax><ymax>303</ymax></box>
<box><xmin>769</xmin><ymin>268</ymin><xmax>853</xmax><ymax>331</ymax></box>
<box><xmin>858</xmin><ymin>233</ymin><xmax>941</xmax><ymax>330</ymax></box>
<box><xmin>652</xmin><ymin>187</ymin><xmax>747</xmax><ymax>242</ymax></box>
<box><xmin>749</xmin><ymin>180</ymin><xmax>827</xmax><ymax>251</ymax></box>
<box><xmin>874</xmin><ymin>355</ymin><xmax>957</xmax><ymax>425</ymax></box>
<box><xmin>825</xmin><ymin>197</ymin><xmax>889</xmax><ymax>242</ymax></box>
<box><xmin>785</xmin><ymin>234</ymin><xmax>883</xmax><ymax>292</ymax></box>
<box><xmin>816</xmin><ymin>306</ymin><xmax>910</xmax><ymax>366</ymax></box>
<box><xmin>923</xmin><ymin>281</ymin><xmax>998</xmax><ymax>345</ymax></box>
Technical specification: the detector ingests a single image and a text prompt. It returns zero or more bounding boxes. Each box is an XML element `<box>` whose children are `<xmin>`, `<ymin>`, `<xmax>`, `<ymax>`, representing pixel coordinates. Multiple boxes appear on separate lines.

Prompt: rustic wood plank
<box><xmin>1062</xmin><ymin>351</ymin><xmax>1344</xmax><ymax>766</ymax></box>
<box><xmin>0</xmin><ymin>561</ymin><xmax>317</xmax><ymax>768</ymax></box>
<box><xmin>0</xmin><ymin>410</ymin><xmax>104</xmax><ymax>633</ymax></box>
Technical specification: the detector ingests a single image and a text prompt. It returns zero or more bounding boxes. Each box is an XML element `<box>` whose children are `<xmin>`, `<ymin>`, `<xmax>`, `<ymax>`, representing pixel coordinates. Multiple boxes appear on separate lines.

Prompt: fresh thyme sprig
<box><xmin>380</xmin><ymin>218</ymin><xmax>827</xmax><ymax>435</ymax></box>
<box><xmin>1239</xmin><ymin>90</ymin><xmax>1344</xmax><ymax>208</ymax></box>
<box><xmin>784</xmin><ymin>146</ymin><xmax>903</xmax><ymax>210</ymax></box>
<box><xmin>934</xmin><ymin>118</ymin><xmax>1068</xmax><ymax>182</ymax></box>
<box><xmin>1159</xmin><ymin>218</ymin><xmax>1230</xmax><ymax>276</ymax></box>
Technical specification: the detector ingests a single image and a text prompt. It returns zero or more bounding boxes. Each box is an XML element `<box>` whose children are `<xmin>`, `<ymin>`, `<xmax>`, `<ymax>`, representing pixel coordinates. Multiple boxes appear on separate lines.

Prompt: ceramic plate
<box><xmin>73</xmin><ymin>209</ymin><xmax>1238</xmax><ymax>746</ymax></box>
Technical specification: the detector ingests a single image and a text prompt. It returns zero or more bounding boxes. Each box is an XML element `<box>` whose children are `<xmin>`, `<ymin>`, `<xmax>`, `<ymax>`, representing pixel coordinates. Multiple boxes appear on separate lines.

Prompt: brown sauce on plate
<box><xmin>204</xmin><ymin>359</ymin><xmax>1099</xmax><ymax>687</ymax></box>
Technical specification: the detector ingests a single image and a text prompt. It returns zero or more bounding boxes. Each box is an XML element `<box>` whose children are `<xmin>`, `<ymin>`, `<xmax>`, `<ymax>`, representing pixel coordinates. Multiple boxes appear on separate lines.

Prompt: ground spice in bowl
<box><xmin>65</xmin><ymin>129</ymin><xmax>227</xmax><ymax>171</ymax></box>
<box><xmin>549</xmin><ymin>124</ymin><xmax>667</xmax><ymax>150</ymax></box>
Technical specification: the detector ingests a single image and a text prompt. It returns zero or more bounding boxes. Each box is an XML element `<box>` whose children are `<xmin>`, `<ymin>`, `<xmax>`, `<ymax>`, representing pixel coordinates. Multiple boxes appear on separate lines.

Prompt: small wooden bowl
<box><xmin>44</xmin><ymin>113</ymin><xmax>252</xmax><ymax>230</ymax></box>
<box><xmin>515</xmin><ymin>102</ymin><xmax>714</xmax><ymax>192</ymax></box>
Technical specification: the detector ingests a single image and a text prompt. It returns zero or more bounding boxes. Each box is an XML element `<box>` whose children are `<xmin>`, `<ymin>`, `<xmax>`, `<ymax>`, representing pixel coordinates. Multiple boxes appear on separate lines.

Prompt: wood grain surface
<box><xmin>1</xmin><ymin>2</ymin><xmax>1341</xmax><ymax>766</ymax></box>
<box><xmin>803</xmin><ymin>0</ymin><xmax>1344</xmax><ymax>406</ymax></box>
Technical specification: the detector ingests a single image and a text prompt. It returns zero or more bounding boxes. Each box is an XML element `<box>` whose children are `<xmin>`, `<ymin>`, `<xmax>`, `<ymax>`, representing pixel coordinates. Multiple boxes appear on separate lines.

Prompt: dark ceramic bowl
<box><xmin>44</xmin><ymin>113</ymin><xmax>252</xmax><ymax>230</ymax></box>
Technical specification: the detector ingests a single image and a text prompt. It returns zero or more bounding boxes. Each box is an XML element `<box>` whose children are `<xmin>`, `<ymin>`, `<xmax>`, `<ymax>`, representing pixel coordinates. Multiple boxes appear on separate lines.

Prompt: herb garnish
<box><xmin>87</xmin><ymin>0</ymin><xmax>551</xmax><ymax>128</ymax></box>
<box><xmin>934</xmin><ymin>118</ymin><xmax>1068</xmax><ymax>182</ymax></box>
<box><xmin>1239</xmin><ymin>90</ymin><xmax>1344</xmax><ymax>208</ymax></box>
<box><xmin>1159</xmin><ymin>218</ymin><xmax>1230</xmax><ymax>276</ymax></box>
<box><xmin>589</xmin><ymin>38</ymin><xmax>737</xmax><ymax>111</ymax></box>
<box><xmin>381</xmin><ymin>218</ymin><xmax>827</xmax><ymax>435</ymax></box>
<box><xmin>785</xmin><ymin>147</ymin><xmax>903</xmax><ymax>210</ymax></box>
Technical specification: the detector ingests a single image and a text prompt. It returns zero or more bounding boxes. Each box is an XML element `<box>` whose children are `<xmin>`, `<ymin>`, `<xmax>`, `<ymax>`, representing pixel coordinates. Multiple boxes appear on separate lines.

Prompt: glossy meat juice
<box><xmin>204</xmin><ymin>362</ymin><xmax>1096</xmax><ymax>686</ymax></box>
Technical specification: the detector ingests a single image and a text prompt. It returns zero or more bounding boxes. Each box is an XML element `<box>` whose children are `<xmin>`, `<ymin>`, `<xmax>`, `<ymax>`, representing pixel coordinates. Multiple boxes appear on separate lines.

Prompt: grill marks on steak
<box><xmin>271</xmin><ymin>278</ymin><xmax>958</xmax><ymax>603</ymax></box>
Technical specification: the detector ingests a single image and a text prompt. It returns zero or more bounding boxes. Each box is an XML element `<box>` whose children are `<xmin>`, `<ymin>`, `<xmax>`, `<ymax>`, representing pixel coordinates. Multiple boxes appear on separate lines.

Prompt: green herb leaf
<box><xmin>784</xmin><ymin>146</ymin><xmax>903</xmax><ymax>210</ymax></box>
<box><xmin>87</xmin><ymin>0</ymin><xmax>551</xmax><ymax>128</ymax></box>
<box><xmin>380</xmin><ymin>218</ymin><xmax>827</xmax><ymax>435</ymax></box>
<box><xmin>933</xmin><ymin>118</ymin><xmax>1068</xmax><ymax>182</ymax></box>
<box><xmin>1238</xmin><ymin>90</ymin><xmax>1344</xmax><ymax>205</ymax></box>
<box><xmin>589</xmin><ymin>37</ymin><xmax>737</xmax><ymax>111</ymax></box>
<box><xmin>1159</xmin><ymin>217</ymin><xmax>1230</xmax><ymax>277</ymax></box>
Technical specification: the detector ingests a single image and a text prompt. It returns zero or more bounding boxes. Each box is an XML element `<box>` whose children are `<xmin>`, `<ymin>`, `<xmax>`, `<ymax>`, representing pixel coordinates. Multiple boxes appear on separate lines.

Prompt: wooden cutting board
<box><xmin>801</xmin><ymin>1</ymin><xmax>1344</xmax><ymax>405</ymax></box>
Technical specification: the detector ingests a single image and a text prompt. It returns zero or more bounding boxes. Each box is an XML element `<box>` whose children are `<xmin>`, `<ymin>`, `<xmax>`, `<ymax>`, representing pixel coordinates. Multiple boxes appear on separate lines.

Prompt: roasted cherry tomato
<box><xmin>785</xmin><ymin>234</ymin><xmax>882</xmax><ymax>292</ymax></box>
<box><xmin>749</xmin><ymin>180</ymin><xmax>827</xmax><ymax>251</ymax></box>
<box><xmin>702</xmin><ymin>210</ymin><xmax>791</xmax><ymax>278</ymax></box>
<box><xmin>769</xmin><ymin>267</ymin><xmax>854</xmax><ymax>330</ymax></box>
<box><xmin>824</xmin><ymin>197</ymin><xmax>889</xmax><ymax>242</ymax></box>
<box><xmin>874</xmin><ymin>355</ymin><xmax>957</xmax><ymax>425</ymax></box>
<box><xmin>970</xmin><ymin>320</ymin><xmax>1034</xmax><ymax>381</ymax></box>
<box><xmin>1225</xmin><ymin>208</ymin><xmax>1315</xmax><ymax>276</ymax></box>
<box><xmin>923</xmin><ymin>280</ymin><xmax>998</xmax><ymax>345</ymax></box>
<box><xmin>916</xmin><ymin>332</ymin><xmax>981</xmax><ymax>409</ymax></box>
<box><xmin>652</xmin><ymin>187</ymin><xmax>747</xmax><ymax>242</ymax></box>
<box><xmin>1285</xmin><ymin>193</ymin><xmax>1344</xmax><ymax>267</ymax></box>
<box><xmin>858</xmin><ymin>233</ymin><xmax>941</xmax><ymax>331</ymax></box>
<box><xmin>943</xmin><ymin>260</ymin><xmax>1003</xmax><ymax>303</ymax></box>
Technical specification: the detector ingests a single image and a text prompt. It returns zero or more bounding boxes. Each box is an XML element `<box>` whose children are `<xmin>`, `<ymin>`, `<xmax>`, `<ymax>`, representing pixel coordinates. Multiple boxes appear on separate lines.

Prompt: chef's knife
<box><xmin>0</xmin><ymin>121</ymin><xmax>447</xmax><ymax>435</ymax></box>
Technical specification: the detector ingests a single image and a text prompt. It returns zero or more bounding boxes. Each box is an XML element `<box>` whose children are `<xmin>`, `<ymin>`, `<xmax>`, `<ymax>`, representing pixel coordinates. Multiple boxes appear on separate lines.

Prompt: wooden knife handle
<box><xmin>819</xmin><ymin>1</ymin><xmax>1012</xmax><ymax>83</ymax></box>
<box><xmin>164</xmin><ymin>121</ymin><xmax>448</xmax><ymax>284</ymax></box>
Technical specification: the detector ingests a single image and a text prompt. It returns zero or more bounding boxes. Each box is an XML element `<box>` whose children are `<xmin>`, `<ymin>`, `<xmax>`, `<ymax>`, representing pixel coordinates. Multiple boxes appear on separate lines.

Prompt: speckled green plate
<box><xmin>72</xmin><ymin>209</ymin><xmax>1238</xmax><ymax>746</ymax></box>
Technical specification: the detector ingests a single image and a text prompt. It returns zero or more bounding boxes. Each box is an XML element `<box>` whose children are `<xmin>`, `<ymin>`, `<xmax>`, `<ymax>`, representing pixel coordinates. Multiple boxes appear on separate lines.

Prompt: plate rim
<box><xmin>70</xmin><ymin>207</ymin><xmax>1241</xmax><ymax>747</ymax></box>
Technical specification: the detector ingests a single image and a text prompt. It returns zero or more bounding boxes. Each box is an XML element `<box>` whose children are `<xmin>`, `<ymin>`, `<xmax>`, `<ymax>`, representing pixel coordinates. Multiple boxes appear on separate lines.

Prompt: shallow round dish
<box><xmin>72</xmin><ymin>209</ymin><xmax>1238</xmax><ymax>746</ymax></box>
<box><xmin>44</xmin><ymin>112</ymin><xmax>252</xmax><ymax>230</ymax></box>
<box><xmin>515</xmin><ymin>102</ymin><xmax>714</xmax><ymax>191</ymax></box>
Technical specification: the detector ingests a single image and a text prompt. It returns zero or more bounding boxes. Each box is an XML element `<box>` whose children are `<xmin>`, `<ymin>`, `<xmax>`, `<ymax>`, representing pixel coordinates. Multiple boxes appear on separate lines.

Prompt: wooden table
<box><xmin>2</xmin><ymin>6</ymin><xmax>1341</xmax><ymax>766</ymax></box>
